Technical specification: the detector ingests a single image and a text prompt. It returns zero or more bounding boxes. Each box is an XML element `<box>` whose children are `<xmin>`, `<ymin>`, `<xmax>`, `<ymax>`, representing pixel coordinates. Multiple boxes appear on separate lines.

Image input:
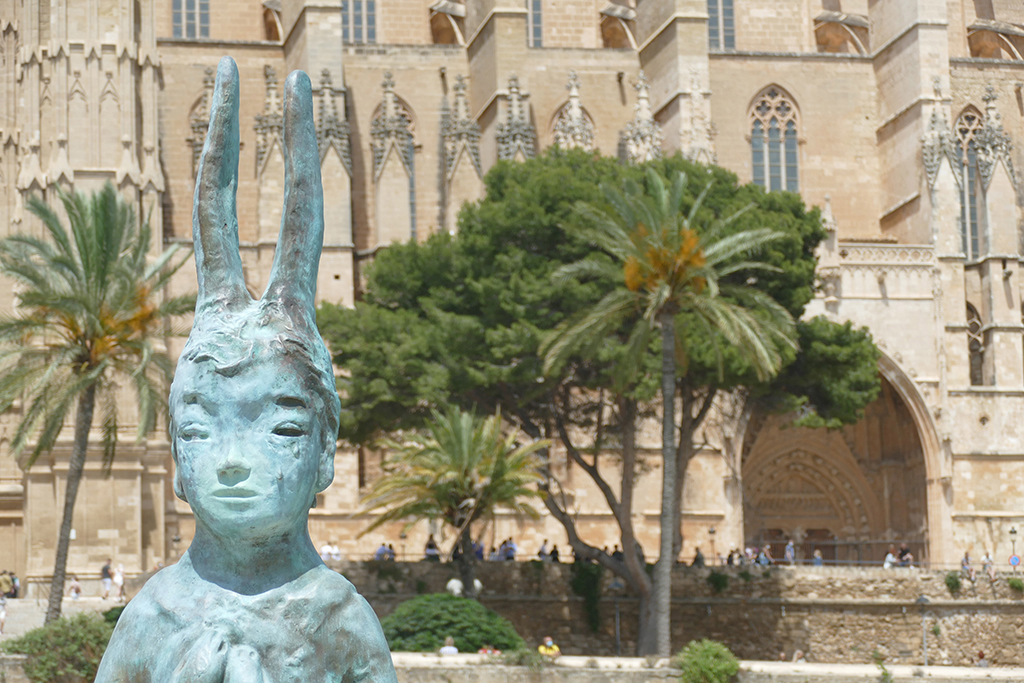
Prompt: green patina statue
<box><xmin>95</xmin><ymin>57</ymin><xmax>397</xmax><ymax>683</ymax></box>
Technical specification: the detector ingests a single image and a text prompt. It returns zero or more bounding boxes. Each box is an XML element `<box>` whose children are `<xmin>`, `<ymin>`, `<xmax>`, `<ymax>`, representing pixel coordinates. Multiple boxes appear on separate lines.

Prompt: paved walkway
<box><xmin>0</xmin><ymin>597</ymin><xmax>116</xmax><ymax>639</ymax></box>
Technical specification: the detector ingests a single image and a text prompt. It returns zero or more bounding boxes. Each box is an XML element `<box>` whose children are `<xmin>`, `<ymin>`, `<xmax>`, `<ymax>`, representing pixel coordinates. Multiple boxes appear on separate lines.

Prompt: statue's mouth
<box><xmin>213</xmin><ymin>488</ymin><xmax>258</xmax><ymax>499</ymax></box>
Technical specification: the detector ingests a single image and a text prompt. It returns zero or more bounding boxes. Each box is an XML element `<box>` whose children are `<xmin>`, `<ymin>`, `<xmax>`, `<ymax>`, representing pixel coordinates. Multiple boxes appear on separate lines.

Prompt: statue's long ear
<box><xmin>193</xmin><ymin>56</ymin><xmax>250</xmax><ymax>314</ymax></box>
<box><xmin>262</xmin><ymin>70</ymin><xmax>323</xmax><ymax>318</ymax></box>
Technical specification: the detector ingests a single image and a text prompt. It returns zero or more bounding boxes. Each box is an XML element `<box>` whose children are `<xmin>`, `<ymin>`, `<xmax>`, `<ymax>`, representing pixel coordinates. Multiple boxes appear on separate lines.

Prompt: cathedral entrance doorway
<box><xmin>742</xmin><ymin>376</ymin><xmax>929</xmax><ymax>566</ymax></box>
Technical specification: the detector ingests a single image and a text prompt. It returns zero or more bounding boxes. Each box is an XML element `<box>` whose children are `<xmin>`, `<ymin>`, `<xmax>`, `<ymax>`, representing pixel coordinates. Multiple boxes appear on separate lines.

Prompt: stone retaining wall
<box><xmin>336</xmin><ymin>561</ymin><xmax>1024</xmax><ymax>667</ymax></box>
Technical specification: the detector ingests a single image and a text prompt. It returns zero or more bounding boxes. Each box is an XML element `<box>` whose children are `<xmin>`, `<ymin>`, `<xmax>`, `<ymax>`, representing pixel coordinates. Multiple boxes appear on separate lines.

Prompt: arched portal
<box><xmin>742</xmin><ymin>374</ymin><xmax>932</xmax><ymax>565</ymax></box>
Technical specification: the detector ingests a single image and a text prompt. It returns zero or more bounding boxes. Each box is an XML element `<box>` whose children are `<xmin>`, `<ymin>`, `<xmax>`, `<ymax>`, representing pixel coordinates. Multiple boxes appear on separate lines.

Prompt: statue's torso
<box><xmin>95</xmin><ymin>559</ymin><xmax>396</xmax><ymax>683</ymax></box>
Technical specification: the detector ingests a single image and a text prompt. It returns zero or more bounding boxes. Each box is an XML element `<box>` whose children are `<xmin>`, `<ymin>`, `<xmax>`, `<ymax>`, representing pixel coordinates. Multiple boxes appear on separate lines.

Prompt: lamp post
<box><xmin>709</xmin><ymin>527</ymin><xmax>717</xmax><ymax>566</ymax></box>
<box><xmin>1011</xmin><ymin>527</ymin><xmax>1018</xmax><ymax>573</ymax></box>
<box><xmin>608</xmin><ymin>578</ymin><xmax>625</xmax><ymax>656</ymax></box>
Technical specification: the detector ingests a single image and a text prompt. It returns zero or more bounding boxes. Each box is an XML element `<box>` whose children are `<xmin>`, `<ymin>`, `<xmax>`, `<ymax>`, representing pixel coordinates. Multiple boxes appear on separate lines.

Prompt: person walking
<box><xmin>784</xmin><ymin>539</ymin><xmax>796</xmax><ymax>565</ymax></box>
<box><xmin>101</xmin><ymin>559</ymin><xmax>113</xmax><ymax>599</ymax></box>
<box><xmin>113</xmin><ymin>563</ymin><xmax>125</xmax><ymax>603</ymax></box>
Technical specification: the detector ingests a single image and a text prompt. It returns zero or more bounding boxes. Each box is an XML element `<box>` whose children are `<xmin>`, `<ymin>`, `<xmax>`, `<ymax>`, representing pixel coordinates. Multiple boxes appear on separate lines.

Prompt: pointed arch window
<box><xmin>750</xmin><ymin>87</ymin><xmax>799</xmax><ymax>193</ymax></box>
<box><xmin>956</xmin><ymin>108</ymin><xmax>984</xmax><ymax>259</ymax></box>
<box><xmin>707</xmin><ymin>0</ymin><xmax>734</xmax><ymax>49</ymax></box>
<box><xmin>967</xmin><ymin>303</ymin><xmax>985</xmax><ymax>386</ymax></box>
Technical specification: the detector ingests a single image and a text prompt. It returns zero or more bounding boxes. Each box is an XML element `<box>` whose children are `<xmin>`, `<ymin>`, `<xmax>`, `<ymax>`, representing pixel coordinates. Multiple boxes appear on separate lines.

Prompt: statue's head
<box><xmin>169</xmin><ymin>57</ymin><xmax>340</xmax><ymax>540</ymax></box>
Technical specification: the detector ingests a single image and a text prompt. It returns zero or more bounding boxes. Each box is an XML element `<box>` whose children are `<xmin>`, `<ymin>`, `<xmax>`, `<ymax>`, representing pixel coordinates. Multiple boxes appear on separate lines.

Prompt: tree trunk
<box><xmin>45</xmin><ymin>383</ymin><xmax>97</xmax><ymax>624</ymax></box>
<box><xmin>636</xmin><ymin>585</ymin><xmax>658</xmax><ymax>656</ymax></box>
<box><xmin>654</xmin><ymin>308</ymin><xmax>677</xmax><ymax>657</ymax></box>
<box><xmin>456</xmin><ymin>526</ymin><xmax>477</xmax><ymax>599</ymax></box>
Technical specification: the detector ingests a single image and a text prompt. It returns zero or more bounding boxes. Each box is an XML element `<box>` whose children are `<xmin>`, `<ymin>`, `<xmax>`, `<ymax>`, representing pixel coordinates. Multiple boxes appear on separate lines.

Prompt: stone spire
<box><xmin>619</xmin><ymin>71</ymin><xmax>663</xmax><ymax>164</ymax></box>
<box><xmin>187</xmin><ymin>67</ymin><xmax>216</xmax><ymax>176</ymax></box>
<box><xmin>316</xmin><ymin>69</ymin><xmax>351</xmax><ymax>174</ymax></box>
<box><xmin>255</xmin><ymin>65</ymin><xmax>284</xmax><ymax>170</ymax></box>
<box><xmin>552</xmin><ymin>70</ymin><xmax>594</xmax><ymax>150</ymax></box>
<box><xmin>681</xmin><ymin>67</ymin><xmax>715</xmax><ymax>163</ymax></box>
<box><xmin>496</xmin><ymin>74</ymin><xmax>536</xmax><ymax>161</ymax></box>
<box><xmin>370</xmin><ymin>71</ymin><xmax>414</xmax><ymax>177</ymax></box>
<box><xmin>975</xmin><ymin>85</ymin><xmax>1016</xmax><ymax>191</ymax></box>
<box><xmin>442</xmin><ymin>74</ymin><xmax>482</xmax><ymax>179</ymax></box>
<box><xmin>921</xmin><ymin>76</ymin><xmax>958</xmax><ymax>190</ymax></box>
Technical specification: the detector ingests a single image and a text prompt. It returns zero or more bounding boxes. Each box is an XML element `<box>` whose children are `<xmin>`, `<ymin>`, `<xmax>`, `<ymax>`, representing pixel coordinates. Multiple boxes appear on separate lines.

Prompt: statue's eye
<box><xmin>179</xmin><ymin>427</ymin><xmax>209</xmax><ymax>441</ymax></box>
<box><xmin>273</xmin><ymin>424</ymin><xmax>306</xmax><ymax>437</ymax></box>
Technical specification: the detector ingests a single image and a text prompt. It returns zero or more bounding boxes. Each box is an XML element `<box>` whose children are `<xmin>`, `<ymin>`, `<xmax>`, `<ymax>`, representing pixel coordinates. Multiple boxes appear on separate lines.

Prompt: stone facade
<box><xmin>1</xmin><ymin>0</ymin><xmax>1024</xmax><ymax>589</ymax></box>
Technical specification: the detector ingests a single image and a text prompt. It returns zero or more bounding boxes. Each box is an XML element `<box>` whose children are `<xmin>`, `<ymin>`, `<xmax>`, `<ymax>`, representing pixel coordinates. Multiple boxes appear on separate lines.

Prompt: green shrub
<box><xmin>931</xmin><ymin>624</ymin><xmax>941</xmax><ymax>637</ymax></box>
<box><xmin>945</xmin><ymin>571</ymin><xmax>962</xmax><ymax>594</ymax></box>
<box><xmin>380</xmin><ymin>593</ymin><xmax>524</xmax><ymax>653</ymax></box>
<box><xmin>500</xmin><ymin>648</ymin><xmax>546</xmax><ymax>669</ymax></box>
<box><xmin>102</xmin><ymin>606</ymin><xmax>125</xmax><ymax>625</ymax></box>
<box><xmin>673</xmin><ymin>639</ymin><xmax>740</xmax><ymax>683</ymax></box>
<box><xmin>706</xmin><ymin>571</ymin><xmax>729</xmax><ymax>594</ymax></box>
<box><xmin>1008</xmin><ymin>577</ymin><xmax>1024</xmax><ymax>593</ymax></box>
<box><xmin>569</xmin><ymin>561</ymin><xmax>603</xmax><ymax>632</ymax></box>
<box><xmin>1</xmin><ymin>612</ymin><xmax>113</xmax><ymax>683</ymax></box>
<box><xmin>737</xmin><ymin>570</ymin><xmax>753</xmax><ymax>582</ymax></box>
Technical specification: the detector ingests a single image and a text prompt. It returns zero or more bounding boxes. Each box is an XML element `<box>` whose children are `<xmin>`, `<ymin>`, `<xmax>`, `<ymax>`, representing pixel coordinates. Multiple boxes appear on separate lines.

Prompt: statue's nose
<box><xmin>217</xmin><ymin>445</ymin><xmax>251</xmax><ymax>487</ymax></box>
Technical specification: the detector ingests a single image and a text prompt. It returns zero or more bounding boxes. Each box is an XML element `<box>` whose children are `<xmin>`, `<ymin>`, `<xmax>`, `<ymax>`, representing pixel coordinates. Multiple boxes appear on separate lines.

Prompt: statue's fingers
<box><xmin>263</xmin><ymin>69</ymin><xmax>323</xmax><ymax>312</ymax></box>
<box><xmin>169</xmin><ymin>630</ymin><xmax>228</xmax><ymax>683</ymax></box>
<box><xmin>193</xmin><ymin>56</ymin><xmax>249</xmax><ymax>313</ymax></box>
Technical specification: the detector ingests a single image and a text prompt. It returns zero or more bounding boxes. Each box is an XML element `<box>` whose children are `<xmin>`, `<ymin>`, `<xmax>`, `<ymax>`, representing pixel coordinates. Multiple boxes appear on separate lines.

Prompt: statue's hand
<box><xmin>169</xmin><ymin>630</ymin><xmax>228</xmax><ymax>683</ymax></box>
<box><xmin>224</xmin><ymin>644</ymin><xmax>266</xmax><ymax>683</ymax></box>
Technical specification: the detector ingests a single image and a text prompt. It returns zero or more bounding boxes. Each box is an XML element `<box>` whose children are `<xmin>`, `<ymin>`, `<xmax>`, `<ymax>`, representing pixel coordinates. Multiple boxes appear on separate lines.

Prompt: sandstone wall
<box><xmin>336</xmin><ymin>561</ymin><xmax>1024</xmax><ymax>667</ymax></box>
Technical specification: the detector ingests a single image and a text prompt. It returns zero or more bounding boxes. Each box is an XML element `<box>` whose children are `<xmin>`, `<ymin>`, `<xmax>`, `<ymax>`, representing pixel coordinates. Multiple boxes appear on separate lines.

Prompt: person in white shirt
<box><xmin>320</xmin><ymin>542</ymin><xmax>333</xmax><ymax>561</ymax></box>
<box><xmin>439</xmin><ymin>636</ymin><xmax>458</xmax><ymax>655</ymax></box>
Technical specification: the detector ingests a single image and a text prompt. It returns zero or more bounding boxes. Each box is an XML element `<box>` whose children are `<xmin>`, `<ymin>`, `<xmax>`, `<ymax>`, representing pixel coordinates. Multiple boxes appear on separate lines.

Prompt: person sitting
<box><xmin>385</xmin><ymin>544</ymin><xmax>397</xmax><ymax>561</ymax></box>
<box><xmin>961</xmin><ymin>551</ymin><xmax>976</xmax><ymax>581</ymax></box>
<box><xmin>477</xmin><ymin>644</ymin><xmax>501</xmax><ymax>655</ymax></box>
<box><xmin>792</xmin><ymin>650</ymin><xmax>806</xmax><ymax>663</ymax></box>
<box><xmin>373</xmin><ymin>543</ymin><xmax>388</xmax><ymax>561</ymax></box>
<box><xmin>537</xmin><ymin>539</ymin><xmax>549</xmax><ymax>561</ymax></box>
<box><xmin>884</xmin><ymin>544</ymin><xmax>898</xmax><ymax>569</ymax></box>
<box><xmin>550</xmin><ymin>545</ymin><xmax>561</xmax><ymax>563</ymax></box>
<box><xmin>537</xmin><ymin>636</ymin><xmax>561</xmax><ymax>659</ymax></box>
<box><xmin>982</xmin><ymin>551</ymin><xmax>996</xmax><ymax>581</ymax></box>
<box><xmin>692</xmin><ymin>547</ymin><xmax>706</xmax><ymax>568</ymax></box>
<box><xmin>488</xmin><ymin>547</ymin><xmax>501</xmax><ymax>561</ymax></box>
<box><xmin>976</xmin><ymin>650</ymin><xmax>989</xmax><ymax>667</ymax></box>
<box><xmin>897</xmin><ymin>543</ymin><xmax>914</xmax><ymax>567</ymax></box>
<box><xmin>68</xmin><ymin>575</ymin><xmax>82</xmax><ymax>600</ymax></box>
<box><xmin>439</xmin><ymin>636</ymin><xmax>458</xmax><ymax>655</ymax></box>
<box><xmin>425</xmin><ymin>535</ymin><xmax>441</xmax><ymax>562</ymax></box>
<box><xmin>611</xmin><ymin>545</ymin><xmax>624</xmax><ymax>561</ymax></box>
<box><xmin>812</xmin><ymin>549</ymin><xmax>824</xmax><ymax>567</ymax></box>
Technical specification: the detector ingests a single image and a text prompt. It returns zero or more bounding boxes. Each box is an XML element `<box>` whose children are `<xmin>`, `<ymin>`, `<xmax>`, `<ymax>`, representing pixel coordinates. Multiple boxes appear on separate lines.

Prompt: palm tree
<box><xmin>542</xmin><ymin>169</ymin><xmax>798</xmax><ymax>656</ymax></box>
<box><xmin>361</xmin><ymin>407</ymin><xmax>548</xmax><ymax>598</ymax></box>
<box><xmin>0</xmin><ymin>183</ymin><xmax>193</xmax><ymax>623</ymax></box>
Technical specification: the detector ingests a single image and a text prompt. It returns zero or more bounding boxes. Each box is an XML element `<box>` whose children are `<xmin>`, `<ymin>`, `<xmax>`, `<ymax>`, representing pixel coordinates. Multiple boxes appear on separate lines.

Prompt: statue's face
<box><xmin>170</xmin><ymin>355</ymin><xmax>327</xmax><ymax>540</ymax></box>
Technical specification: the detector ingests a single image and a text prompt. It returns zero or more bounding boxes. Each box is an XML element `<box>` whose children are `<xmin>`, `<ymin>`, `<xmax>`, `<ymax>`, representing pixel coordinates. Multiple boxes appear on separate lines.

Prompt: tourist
<box><xmin>884</xmin><ymin>545</ymin><xmax>898</xmax><ymax>569</ymax></box>
<box><xmin>538</xmin><ymin>636</ymin><xmax>561</xmax><ymax>659</ymax></box>
<box><xmin>538</xmin><ymin>539</ymin><xmax>549</xmax><ymax>561</ymax></box>
<box><xmin>976</xmin><ymin>651</ymin><xmax>989</xmax><ymax>667</ymax></box>
<box><xmin>692</xmin><ymin>547</ymin><xmax>706</xmax><ymax>568</ymax></box>
<box><xmin>330</xmin><ymin>543</ymin><xmax>343</xmax><ymax>562</ymax></box>
<box><xmin>777</xmin><ymin>651</ymin><xmax>786</xmax><ymax>661</ymax></box>
<box><xmin>0</xmin><ymin>593</ymin><xmax>6</xmax><ymax>635</ymax></box>
<box><xmin>0</xmin><ymin>571</ymin><xmax>10</xmax><ymax>599</ymax></box>
<box><xmin>505</xmin><ymin>538</ymin><xmax>518</xmax><ymax>561</ymax></box>
<box><xmin>473</xmin><ymin>541</ymin><xmax>484</xmax><ymax>561</ymax></box>
<box><xmin>425</xmin><ymin>535</ymin><xmax>441</xmax><ymax>562</ymax></box>
<box><xmin>386</xmin><ymin>543</ymin><xmax>397</xmax><ymax>561</ymax></box>
<box><xmin>9</xmin><ymin>572</ymin><xmax>17</xmax><ymax>598</ymax></box>
<box><xmin>101</xmin><ymin>558</ymin><xmax>113</xmax><ymax>599</ymax></box>
<box><xmin>611</xmin><ymin>545</ymin><xmax>624</xmax><ymax>561</ymax></box>
<box><xmin>68</xmin><ymin>575</ymin><xmax>82</xmax><ymax>600</ymax></box>
<box><xmin>113</xmin><ymin>563</ymin><xmax>126</xmax><ymax>603</ymax></box>
<box><xmin>898</xmin><ymin>543</ymin><xmax>914</xmax><ymax>568</ymax></box>
<box><xmin>550</xmin><ymin>545</ymin><xmax>561</xmax><ymax>563</ymax></box>
<box><xmin>961</xmin><ymin>551</ymin><xmax>976</xmax><ymax>582</ymax></box>
<box><xmin>759</xmin><ymin>546</ymin><xmax>773</xmax><ymax>566</ymax></box>
<box><xmin>439</xmin><ymin>636</ymin><xmax>458</xmax><ymax>655</ymax></box>
<box><xmin>784</xmin><ymin>539</ymin><xmax>796</xmax><ymax>565</ymax></box>
<box><xmin>812</xmin><ymin>549</ymin><xmax>824</xmax><ymax>567</ymax></box>
<box><xmin>982</xmin><ymin>551</ymin><xmax>996</xmax><ymax>581</ymax></box>
<box><xmin>320</xmin><ymin>541</ymin><xmax>333</xmax><ymax>561</ymax></box>
<box><xmin>373</xmin><ymin>543</ymin><xmax>388</xmax><ymax>561</ymax></box>
<box><xmin>488</xmin><ymin>546</ymin><xmax>501</xmax><ymax>561</ymax></box>
<box><xmin>477</xmin><ymin>644</ymin><xmax>501</xmax><ymax>655</ymax></box>
<box><xmin>792</xmin><ymin>650</ymin><xmax>806</xmax><ymax>663</ymax></box>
